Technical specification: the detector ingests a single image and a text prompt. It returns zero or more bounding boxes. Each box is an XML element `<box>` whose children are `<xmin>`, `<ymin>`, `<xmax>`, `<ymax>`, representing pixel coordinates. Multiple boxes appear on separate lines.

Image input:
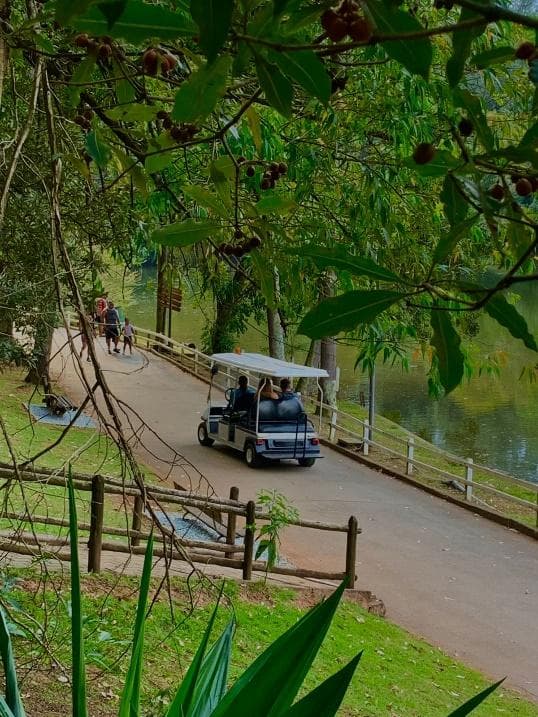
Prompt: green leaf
<box><xmin>189</xmin><ymin>620</ymin><xmax>235</xmax><ymax>717</ymax></box>
<box><xmin>365</xmin><ymin>0</ymin><xmax>432</xmax><ymax>79</ymax></box>
<box><xmin>471</xmin><ymin>45</ymin><xmax>515</xmax><ymax>69</ymax></box>
<box><xmin>255</xmin><ymin>56</ymin><xmax>293</xmax><ymax>118</ymax></box>
<box><xmin>284</xmin><ymin>652</ymin><xmax>363</xmax><ymax>717</ymax></box>
<box><xmin>519</xmin><ymin>120</ymin><xmax>538</xmax><ymax>149</ymax></box>
<box><xmin>297</xmin><ymin>246</ymin><xmax>403</xmax><ymax>283</ymax></box>
<box><xmin>144</xmin><ymin>151</ymin><xmax>173</xmax><ymax>174</ymax></box>
<box><xmin>298</xmin><ymin>290</ymin><xmax>404</xmax><ymax>340</ymax></box>
<box><xmin>483</xmin><ymin>295</ymin><xmax>537</xmax><ymax>352</ymax></box>
<box><xmin>430</xmin><ymin>310</ymin><xmax>464</xmax><ymax>395</ymax></box>
<box><xmin>270</xmin><ymin>50</ymin><xmax>331</xmax><ymax>104</ymax></box>
<box><xmin>0</xmin><ymin>697</ymin><xmax>16</xmax><ymax>717</ymax></box>
<box><xmin>446</xmin><ymin>8</ymin><xmax>485</xmax><ymax>88</ymax></box>
<box><xmin>273</xmin><ymin>0</ymin><xmax>290</xmax><ymax>16</ymax></box>
<box><xmin>118</xmin><ymin>532</ymin><xmax>154</xmax><ymax>717</ymax></box>
<box><xmin>209</xmin><ymin>159</ymin><xmax>233</xmax><ymax>205</ymax></box>
<box><xmin>250</xmin><ymin>251</ymin><xmax>275</xmax><ymax>308</ymax></box>
<box><xmin>210</xmin><ymin>582</ymin><xmax>347</xmax><ymax>716</ymax></box>
<box><xmin>74</xmin><ymin>1</ymin><xmax>196</xmax><ymax>43</ymax></box>
<box><xmin>152</xmin><ymin>219</ymin><xmax>219</xmax><ymax>247</ymax></box>
<box><xmin>245</xmin><ymin>106</ymin><xmax>262</xmax><ymax>152</ymax></box>
<box><xmin>404</xmin><ymin>150</ymin><xmax>460</xmax><ymax>178</ymax></box>
<box><xmin>0</xmin><ymin>612</ymin><xmax>25</xmax><ymax>717</ymax></box>
<box><xmin>105</xmin><ymin>105</ymin><xmax>158</xmax><ymax>122</ymax></box>
<box><xmin>453</xmin><ymin>89</ymin><xmax>494</xmax><ymax>151</ymax></box>
<box><xmin>56</xmin><ymin>0</ymin><xmax>93</xmax><ymax>24</ymax></box>
<box><xmin>432</xmin><ymin>215</ymin><xmax>478</xmax><ymax>265</ymax></box>
<box><xmin>172</xmin><ymin>56</ymin><xmax>232</xmax><ymax>123</ymax></box>
<box><xmin>490</xmin><ymin>145</ymin><xmax>538</xmax><ymax>169</ymax></box>
<box><xmin>111</xmin><ymin>59</ymin><xmax>136</xmax><ymax>104</ymax></box>
<box><xmin>441</xmin><ymin>174</ymin><xmax>468</xmax><ymax>228</ymax></box>
<box><xmin>256</xmin><ymin>195</ymin><xmax>296</xmax><ymax>214</ymax></box>
<box><xmin>165</xmin><ymin>590</ymin><xmax>224</xmax><ymax>717</ymax></box>
<box><xmin>85</xmin><ymin>131</ymin><xmax>110</xmax><ymax>168</ymax></box>
<box><xmin>182</xmin><ymin>185</ymin><xmax>229</xmax><ymax>217</ymax></box>
<box><xmin>97</xmin><ymin>0</ymin><xmax>127</xmax><ymax>29</ymax></box>
<box><xmin>190</xmin><ymin>0</ymin><xmax>234</xmax><ymax>63</ymax></box>
<box><xmin>68</xmin><ymin>55</ymin><xmax>97</xmax><ymax>108</ymax></box>
<box><xmin>67</xmin><ymin>470</ymin><xmax>88</xmax><ymax>717</ymax></box>
<box><xmin>447</xmin><ymin>679</ymin><xmax>505</xmax><ymax>716</ymax></box>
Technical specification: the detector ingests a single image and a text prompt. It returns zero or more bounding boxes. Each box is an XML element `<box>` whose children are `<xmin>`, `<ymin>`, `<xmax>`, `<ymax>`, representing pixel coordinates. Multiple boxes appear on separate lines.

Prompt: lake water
<box><xmin>125</xmin><ymin>272</ymin><xmax>538</xmax><ymax>484</ymax></box>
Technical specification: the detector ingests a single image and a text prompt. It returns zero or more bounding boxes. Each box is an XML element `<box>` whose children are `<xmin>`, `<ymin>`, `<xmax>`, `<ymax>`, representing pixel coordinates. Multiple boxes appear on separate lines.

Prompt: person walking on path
<box><xmin>122</xmin><ymin>317</ymin><xmax>135</xmax><ymax>356</ymax></box>
<box><xmin>103</xmin><ymin>300</ymin><xmax>121</xmax><ymax>354</ymax></box>
<box><xmin>95</xmin><ymin>292</ymin><xmax>108</xmax><ymax>337</ymax></box>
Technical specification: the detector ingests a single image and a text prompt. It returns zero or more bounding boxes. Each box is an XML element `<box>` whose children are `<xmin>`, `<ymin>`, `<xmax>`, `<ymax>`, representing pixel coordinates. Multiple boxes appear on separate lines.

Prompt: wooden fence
<box><xmin>126</xmin><ymin>324</ymin><xmax>538</xmax><ymax>528</ymax></box>
<box><xmin>0</xmin><ymin>464</ymin><xmax>360</xmax><ymax>588</ymax></box>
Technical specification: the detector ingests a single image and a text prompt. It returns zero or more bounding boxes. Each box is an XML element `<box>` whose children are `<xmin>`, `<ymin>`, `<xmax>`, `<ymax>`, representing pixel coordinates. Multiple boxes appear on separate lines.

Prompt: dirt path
<box><xmin>51</xmin><ymin>332</ymin><xmax>538</xmax><ymax>701</ymax></box>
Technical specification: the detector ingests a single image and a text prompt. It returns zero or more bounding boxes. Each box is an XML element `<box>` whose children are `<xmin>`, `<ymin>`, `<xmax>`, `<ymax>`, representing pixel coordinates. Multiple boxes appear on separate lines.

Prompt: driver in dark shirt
<box><xmin>231</xmin><ymin>375</ymin><xmax>255</xmax><ymax>412</ymax></box>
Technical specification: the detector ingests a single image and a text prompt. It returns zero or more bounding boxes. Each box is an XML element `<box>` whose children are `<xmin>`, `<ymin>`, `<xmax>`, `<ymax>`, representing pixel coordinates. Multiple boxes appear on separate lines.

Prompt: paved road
<box><xmin>52</xmin><ymin>332</ymin><xmax>538</xmax><ymax>700</ymax></box>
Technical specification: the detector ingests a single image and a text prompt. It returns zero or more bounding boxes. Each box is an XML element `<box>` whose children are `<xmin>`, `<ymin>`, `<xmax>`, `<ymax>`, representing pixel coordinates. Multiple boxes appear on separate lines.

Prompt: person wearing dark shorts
<box><xmin>103</xmin><ymin>300</ymin><xmax>121</xmax><ymax>354</ymax></box>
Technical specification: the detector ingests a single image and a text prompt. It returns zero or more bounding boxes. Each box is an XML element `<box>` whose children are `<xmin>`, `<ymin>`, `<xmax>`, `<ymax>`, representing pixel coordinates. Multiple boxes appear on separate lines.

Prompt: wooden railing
<box><xmin>0</xmin><ymin>464</ymin><xmax>360</xmax><ymax>587</ymax></box>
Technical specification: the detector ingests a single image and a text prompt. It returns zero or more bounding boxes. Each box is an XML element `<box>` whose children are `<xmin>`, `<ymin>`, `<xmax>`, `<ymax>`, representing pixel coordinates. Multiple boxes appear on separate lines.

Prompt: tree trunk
<box><xmin>207</xmin><ymin>272</ymin><xmax>245</xmax><ymax>354</ymax></box>
<box><xmin>266</xmin><ymin>307</ymin><xmax>285</xmax><ymax>360</ymax></box>
<box><xmin>295</xmin><ymin>338</ymin><xmax>319</xmax><ymax>395</ymax></box>
<box><xmin>319</xmin><ymin>337</ymin><xmax>337</xmax><ymax>407</ymax></box>
<box><xmin>155</xmin><ymin>246</ymin><xmax>167</xmax><ymax>335</ymax></box>
<box><xmin>25</xmin><ymin>318</ymin><xmax>54</xmax><ymax>390</ymax></box>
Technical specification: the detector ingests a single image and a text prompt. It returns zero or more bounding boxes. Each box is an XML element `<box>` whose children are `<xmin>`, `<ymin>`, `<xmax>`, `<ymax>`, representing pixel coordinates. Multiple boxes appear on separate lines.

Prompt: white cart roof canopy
<box><xmin>211</xmin><ymin>352</ymin><xmax>329</xmax><ymax>379</ymax></box>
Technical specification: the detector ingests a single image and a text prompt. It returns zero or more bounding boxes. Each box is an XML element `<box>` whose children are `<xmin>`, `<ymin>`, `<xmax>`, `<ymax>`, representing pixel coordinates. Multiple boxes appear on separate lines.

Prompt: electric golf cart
<box><xmin>197</xmin><ymin>352</ymin><xmax>329</xmax><ymax>468</ymax></box>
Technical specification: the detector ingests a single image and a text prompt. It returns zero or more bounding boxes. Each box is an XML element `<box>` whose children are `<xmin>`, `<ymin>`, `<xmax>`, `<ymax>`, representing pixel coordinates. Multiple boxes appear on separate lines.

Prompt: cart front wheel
<box><xmin>244</xmin><ymin>441</ymin><xmax>261</xmax><ymax>469</ymax></box>
<box><xmin>298</xmin><ymin>457</ymin><xmax>316</xmax><ymax>468</ymax></box>
<box><xmin>197</xmin><ymin>422</ymin><xmax>214</xmax><ymax>447</ymax></box>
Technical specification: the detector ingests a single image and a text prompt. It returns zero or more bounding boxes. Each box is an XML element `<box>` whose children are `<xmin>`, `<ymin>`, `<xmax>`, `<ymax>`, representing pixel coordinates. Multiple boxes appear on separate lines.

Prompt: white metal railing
<box><xmin>66</xmin><ymin>318</ymin><xmax>538</xmax><ymax>527</ymax></box>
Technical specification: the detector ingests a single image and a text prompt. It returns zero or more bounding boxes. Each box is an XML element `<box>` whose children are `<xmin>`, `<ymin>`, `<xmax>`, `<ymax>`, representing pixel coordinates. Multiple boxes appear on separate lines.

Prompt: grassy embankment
<box><xmin>4</xmin><ymin>570</ymin><xmax>538</xmax><ymax>717</ymax></box>
<box><xmin>0</xmin><ymin>368</ymin><xmax>154</xmax><ymax>538</ymax></box>
<box><xmin>309</xmin><ymin>396</ymin><xmax>537</xmax><ymax>529</ymax></box>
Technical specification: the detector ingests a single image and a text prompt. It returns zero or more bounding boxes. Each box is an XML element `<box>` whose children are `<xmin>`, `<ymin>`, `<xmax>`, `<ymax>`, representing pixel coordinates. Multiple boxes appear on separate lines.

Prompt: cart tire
<box><xmin>244</xmin><ymin>441</ymin><xmax>261</xmax><ymax>469</ymax></box>
<box><xmin>197</xmin><ymin>422</ymin><xmax>214</xmax><ymax>447</ymax></box>
<box><xmin>298</xmin><ymin>457</ymin><xmax>316</xmax><ymax>468</ymax></box>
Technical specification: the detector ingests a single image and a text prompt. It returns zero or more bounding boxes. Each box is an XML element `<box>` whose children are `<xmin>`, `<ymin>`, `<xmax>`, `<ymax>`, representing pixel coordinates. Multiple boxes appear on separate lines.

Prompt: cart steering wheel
<box><xmin>225</xmin><ymin>387</ymin><xmax>234</xmax><ymax>403</ymax></box>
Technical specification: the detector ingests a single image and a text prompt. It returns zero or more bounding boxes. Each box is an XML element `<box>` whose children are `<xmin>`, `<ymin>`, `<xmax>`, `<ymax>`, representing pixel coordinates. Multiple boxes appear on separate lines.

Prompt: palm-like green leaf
<box><xmin>118</xmin><ymin>531</ymin><xmax>154</xmax><ymax>717</ymax></box>
<box><xmin>447</xmin><ymin>678</ymin><xmax>504</xmax><ymax>716</ymax></box>
<box><xmin>67</xmin><ymin>469</ymin><xmax>88</xmax><ymax>717</ymax></box>
<box><xmin>189</xmin><ymin>619</ymin><xmax>235</xmax><ymax>717</ymax></box>
<box><xmin>284</xmin><ymin>652</ymin><xmax>363</xmax><ymax>716</ymax></box>
<box><xmin>210</xmin><ymin>581</ymin><xmax>347</xmax><ymax>716</ymax></box>
<box><xmin>0</xmin><ymin>611</ymin><xmax>25</xmax><ymax>717</ymax></box>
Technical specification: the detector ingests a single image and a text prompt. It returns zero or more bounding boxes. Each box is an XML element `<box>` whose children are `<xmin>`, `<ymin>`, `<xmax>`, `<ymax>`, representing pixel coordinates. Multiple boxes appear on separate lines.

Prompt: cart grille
<box><xmin>272</xmin><ymin>439</ymin><xmax>305</xmax><ymax>448</ymax></box>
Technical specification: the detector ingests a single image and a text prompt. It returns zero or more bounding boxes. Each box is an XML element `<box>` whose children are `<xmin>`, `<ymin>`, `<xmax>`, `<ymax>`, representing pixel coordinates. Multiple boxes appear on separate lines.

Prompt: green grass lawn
<box><xmin>0</xmin><ymin>368</ymin><xmax>152</xmax><ymax>540</ymax></box>
<box><xmin>3</xmin><ymin>570</ymin><xmax>537</xmax><ymax>717</ymax></box>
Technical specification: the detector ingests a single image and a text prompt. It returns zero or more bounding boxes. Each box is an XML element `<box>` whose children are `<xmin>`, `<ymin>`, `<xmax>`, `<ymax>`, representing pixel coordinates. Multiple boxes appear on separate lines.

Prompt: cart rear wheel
<box><xmin>197</xmin><ymin>422</ymin><xmax>214</xmax><ymax>446</ymax></box>
<box><xmin>298</xmin><ymin>457</ymin><xmax>315</xmax><ymax>468</ymax></box>
<box><xmin>244</xmin><ymin>441</ymin><xmax>261</xmax><ymax>468</ymax></box>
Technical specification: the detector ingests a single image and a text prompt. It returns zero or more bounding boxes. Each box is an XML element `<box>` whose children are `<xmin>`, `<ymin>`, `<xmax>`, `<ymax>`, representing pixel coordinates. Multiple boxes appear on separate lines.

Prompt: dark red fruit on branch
<box><xmin>246</xmin><ymin>165</ymin><xmax>255</xmax><ymax>177</ymax></box>
<box><xmin>74</xmin><ymin>115</ymin><xmax>86</xmax><ymax>127</ymax></box>
<box><xmin>162</xmin><ymin>116</ymin><xmax>173</xmax><ymax>129</ymax></box>
<box><xmin>260</xmin><ymin>178</ymin><xmax>271</xmax><ymax>190</ymax></box>
<box><xmin>83</xmin><ymin>108</ymin><xmax>93</xmax><ymax>121</ymax></box>
<box><xmin>278</xmin><ymin>162</ymin><xmax>288</xmax><ymax>174</ymax></box>
<box><xmin>143</xmin><ymin>49</ymin><xmax>159</xmax><ymax>76</ymax></box>
<box><xmin>101</xmin><ymin>35</ymin><xmax>113</xmax><ymax>45</ymax></box>
<box><xmin>250</xmin><ymin>236</ymin><xmax>262</xmax><ymax>248</ymax></box>
<box><xmin>322</xmin><ymin>11</ymin><xmax>348</xmax><ymax>42</ymax></box>
<box><xmin>160</xmin><ymin>56</ymin><xmax>172</xmax><ymax>75</ymax></box>
<box><xmin>170</xmin><ymin>125</ymin><xmax>186</xmax><ymax>141</ymax></box>
<box><xmin>234</xmin><ymin>228</ymin><xmax>244</xmax><ymax>239</ymax></box>
<box><xmin>458</xmin><ymin>118</ymin><xmax>473</xmax><ymax>137</ymax></box>
<box><xmin>98</xmin><ymin>43</ymin><xmax>112</xmax><ymax>60</ymax></box>
<box><xmin>156</xmin><ymin>110</ymin><xmax>169</xmax><ymax>120</ymax></box>
<box><xmin>270</xmin><ymin>161</ymin><xmax>279</xmax><ymax>171</ymax></box>
<box><xmin>270</xmin><ymin>168</ymin><xmax>280</xmax><ymax>180</ymax></box>
<box><xmin>347</xmin><ymin>17</ymin><xmax>372</xmax><ymax>42</ymax></box>
<box><xmin>74</xmin><ymin>34</ymin><xmax>89</xmax><ymax>48</ymax></box>
<box><xmin>516</xmin><ymin>177</ymin><xmax>533</xmax><ymax>196</ymax></box>
<box><xmin>489</xmin><ymin>184</ymin><xmax>505</xmax><ymax>201</ymax></box>
<box><xmin>412</xmin><ymin>142</ymin><xmax>436</xmax><ymax>165</ymax></box>
<box><xmin>164</xmin><ymin>53</ymin><xmax>177</xmax><ymax>70</ymax></box>
<box><xmin>238</xmin><ymin>156</ymin><xmax>246</xmax><ymax>164</ymax></box>
<box><xmin>331</xmin><ymin>75</ymin><xmax>347</xmax><ymax>93</ymax></box>
<box><xmin>86</xmin><ymin>39</ymin><xmax>99</xmax><ymax>53</ymax></box>
<box><xmin>515</xmin><ymin>42</ymin><xmax>535</xmax><ymax>60</ymax></box>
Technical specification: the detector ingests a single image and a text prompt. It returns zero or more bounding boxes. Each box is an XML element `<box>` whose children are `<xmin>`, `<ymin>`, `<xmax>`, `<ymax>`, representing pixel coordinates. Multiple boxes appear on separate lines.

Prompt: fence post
<box><xmin>329</xmin><ymin>408</ymin><xmax>337</xmax><ymax>442</ymax></box>
<box><xmin>131</xmin><ymin>494</ymin><xmax>144</xmax><ymax>547</ymax></box>
<box><xmin>406</xmin><ymin>437</ymin><xmax>415</xmax><ymax>475</ymax></box>
<box><xmin>362</xmin><ymin>420</ymin><xmax>369</xmax><ymax>456</ymax></box>
<box><xmin>345</xmin><ymin>515</ymin><xmax>358</xmax><ymax>589</ymax></box>
<box><xmin>194</xmin><ymin>350</ymin><xmax>198</xmax><ymax>376</ymax></box>
<box><xmin>226</xmin><ymin>486</ymin><xmax>239</xmax><ymax>558</ymax></box>
<box><xmin>242</xmin><ymin>500</ymin><xmax>256</xmax><ymax>581</ymax></box>
<box><xmin>465</xmin><ymin>458</ymin><xmax>474</xmax><ymax>501</ymax></box>
<box><xmin>87</xmin><ymin>475</ymin><xmax>104</xmax><ymax>573</ymax></box>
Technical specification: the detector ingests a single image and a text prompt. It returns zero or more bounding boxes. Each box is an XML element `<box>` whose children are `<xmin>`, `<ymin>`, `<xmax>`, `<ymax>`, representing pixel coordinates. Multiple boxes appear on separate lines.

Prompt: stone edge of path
<box><xmin>146</xmin><ymin>345</ymin><xmax>538</xmax><ymax>543</ymax></box>
<box><xmin>323</xmin><ymin>439</ymin><xmax>538</xmax><ymax>541</ymax></box>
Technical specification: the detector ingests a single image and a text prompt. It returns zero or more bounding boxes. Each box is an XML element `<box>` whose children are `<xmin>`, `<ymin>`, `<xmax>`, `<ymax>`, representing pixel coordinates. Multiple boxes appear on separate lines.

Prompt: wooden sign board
<box><xmin>157</xmin><ymin>287</ymin><xmax>182</xmax><ymax>311</ymax></box>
